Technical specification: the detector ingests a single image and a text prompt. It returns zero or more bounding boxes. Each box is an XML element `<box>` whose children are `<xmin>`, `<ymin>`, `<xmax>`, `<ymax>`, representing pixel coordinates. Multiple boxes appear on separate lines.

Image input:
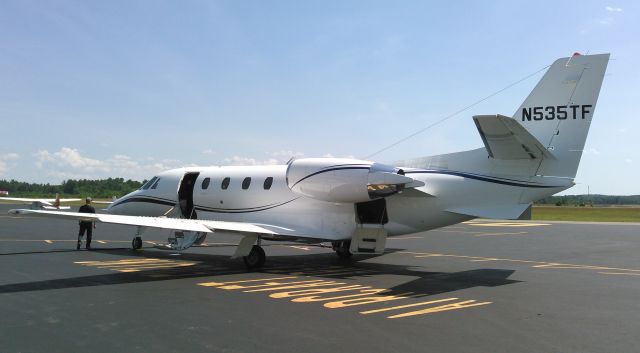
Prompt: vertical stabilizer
<box><xmin>514</xmin><ymin>53</ymin><xmax>609</xmax><ymax>178</ymax></box>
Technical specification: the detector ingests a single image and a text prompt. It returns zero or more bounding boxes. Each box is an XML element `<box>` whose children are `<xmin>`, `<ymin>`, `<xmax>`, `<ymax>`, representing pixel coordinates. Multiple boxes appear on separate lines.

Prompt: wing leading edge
<box><xmin>8</xmin><ymin>209</ymin><xmax>280</xmax><ymax>235</ymax></box>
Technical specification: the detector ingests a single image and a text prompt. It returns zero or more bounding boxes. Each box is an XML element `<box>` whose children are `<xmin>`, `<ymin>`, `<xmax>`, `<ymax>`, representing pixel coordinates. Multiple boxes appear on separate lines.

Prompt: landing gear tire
<box><xmin>132</xmin><ymin>236</ymin><xmax>143</xmax><ymax>250</ymax></box>
<box><xmin>243</xmin><ymin>245</ymin><xmax>266</xmax><ymax>270</ymax></box>
<box><xmin>332</xmin><ymin>240</ymin><xmax>352</xmax><ymax>259</ymax></box>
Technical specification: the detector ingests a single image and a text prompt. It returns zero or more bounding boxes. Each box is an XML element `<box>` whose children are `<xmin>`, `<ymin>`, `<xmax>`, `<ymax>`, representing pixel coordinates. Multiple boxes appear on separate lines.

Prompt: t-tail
<box><xmin>514</xmin><ymin>53</ymin><xmax>609</xmax><ymax>178</ymax></box>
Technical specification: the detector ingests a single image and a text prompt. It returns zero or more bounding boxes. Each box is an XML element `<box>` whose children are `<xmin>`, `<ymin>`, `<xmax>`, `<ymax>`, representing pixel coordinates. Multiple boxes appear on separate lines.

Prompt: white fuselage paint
<box><xmin>107</xmin><ymin>164</ymin><xmax>568</xmax><ymax>241</ymax></box>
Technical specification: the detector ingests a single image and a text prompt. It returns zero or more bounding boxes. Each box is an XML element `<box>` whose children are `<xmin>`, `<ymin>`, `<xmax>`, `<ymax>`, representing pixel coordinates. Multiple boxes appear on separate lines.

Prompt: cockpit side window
<box><xmin>151</xmin><ymin>178</ymin><xmax>161</xmax><ymax>189</ymax></box>
<box><xmin>141</xmin><ymin>176</ymin><xmax>158</xmax><ymax>190</ymax></box>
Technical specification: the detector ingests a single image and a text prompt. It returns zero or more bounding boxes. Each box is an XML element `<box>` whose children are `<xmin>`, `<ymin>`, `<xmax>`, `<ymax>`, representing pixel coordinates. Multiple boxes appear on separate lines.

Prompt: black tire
<box><xmin>243</xmin><ymin>245</ymin><xmax>266</xmax><ymax>269</ymax></box>
<box><xmin>334</xmin><ymin>240</ymin><xmax>352</xmax><ymax>258</ymax></box>
<box><xmin>132</xmin><ymin>236</ymin><xmax>143</xmax><ymax>250</ymax></box>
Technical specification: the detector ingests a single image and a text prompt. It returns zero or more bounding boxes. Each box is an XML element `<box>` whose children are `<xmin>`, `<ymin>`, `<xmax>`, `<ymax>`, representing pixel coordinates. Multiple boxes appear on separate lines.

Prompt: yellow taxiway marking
<box><xmin>401</xmin><ymin>251</ymin><xmax>640</xmax><ymax>276</ymax></box>
<box><xmin>462</xmin><ymin>221</ymin><xmax>550</xmax><ymax>227</ymax></box>
<box><xmin>198</xmin><ymin>276</ymin><xmax>491</xmax><ymax>320</ymax></box>
<box><xmin>44</xmin><ymin>240</ymin><xmax>53</xmax><ymax>244</ymax></box>
<box><xmin>74</xmin><ymin>258</ymin><xmax>198</xmax><ymax>273</ymax></box>
<box><xmin>473</xmin><ymin>231</ymin><xmax>528</xmax><ymax>237</ymax></box>
<box><xmin>437</xmin><ymin>230</ymin><xmax>529</xmax><ymax>237</ymax></box>
<box><xmin>598</xmin><ymin>272</ymin><xmax>640</xmax><ymax>276</ymax></box>
<box><xmin>97</xmin><ymin>240</ymin><xmax>106</xmax><ymax>244</ymax></box>
<box><xmin>288</xmin><ymin>245</ymin><xmax>311</xmax><ymax>251</ymax></box>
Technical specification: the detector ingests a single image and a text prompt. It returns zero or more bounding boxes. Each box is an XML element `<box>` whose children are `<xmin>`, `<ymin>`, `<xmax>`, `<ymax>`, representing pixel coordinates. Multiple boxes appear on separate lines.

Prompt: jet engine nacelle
<box><xmin>286</xmin><ymin>158</ymin><xmax>419</xmax><ymax>203</ymax></box>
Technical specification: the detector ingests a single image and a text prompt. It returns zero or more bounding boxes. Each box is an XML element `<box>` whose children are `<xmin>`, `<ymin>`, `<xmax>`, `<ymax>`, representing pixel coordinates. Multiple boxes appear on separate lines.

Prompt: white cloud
<box><xmin>597</xmin><ymin>17</ymin><xmax>614</xmax><ymax>25</ymax></box>
<box><xmin>597</xmin><ymin>6</ymin><xmax>623</xmax><ymax>25</ymax></box>
<box><xmin>624</xmin><ymin>158</ymin><xmax>632</xmax><ymax>164</ymax></box>
<box><xmin>0</xmin><ymin>152</ymin><xmax>20</xmax><ymax>175</ymax></box>
<box><xmin>33</xmin><ymin>147</ymin><xmax>189</xmax><ymax>181</ymax></box>
<box><xmin>223</xmin><ymin>156</ymin><xmax>280</xmax><ymax>166</ymax></box>
<box><xmin>269</xmin><ymin>150</ymin><xmax>305</xmax><ymax>159</ymax></box>
<box><xmin>201</xmin><ymin>149</ymin><xmax>216</xmax><ymax>155</ymax></box>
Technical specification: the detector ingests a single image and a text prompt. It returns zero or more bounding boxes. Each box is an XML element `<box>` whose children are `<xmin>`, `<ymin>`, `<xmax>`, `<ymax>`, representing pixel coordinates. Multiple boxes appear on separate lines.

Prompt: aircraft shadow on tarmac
<box><xmin>0</xmin><ymin>246</ymin><xmax>520</xmax><ymax>296</ymax></box>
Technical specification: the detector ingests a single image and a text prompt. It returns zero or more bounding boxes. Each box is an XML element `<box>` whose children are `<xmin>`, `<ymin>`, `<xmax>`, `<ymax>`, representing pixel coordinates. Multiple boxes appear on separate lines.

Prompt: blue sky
<box><xmin>0</xmin><ymin>1</ymin><xmax>637</xmax><ymax>195</ymax></box>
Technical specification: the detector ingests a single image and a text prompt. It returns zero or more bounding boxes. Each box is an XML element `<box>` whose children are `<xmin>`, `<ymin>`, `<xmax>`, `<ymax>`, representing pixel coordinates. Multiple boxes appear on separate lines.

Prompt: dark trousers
<box><xmin>78</xmin><ymin>222</ymin><xmax>93</xmax><ymax>247</ymax></box>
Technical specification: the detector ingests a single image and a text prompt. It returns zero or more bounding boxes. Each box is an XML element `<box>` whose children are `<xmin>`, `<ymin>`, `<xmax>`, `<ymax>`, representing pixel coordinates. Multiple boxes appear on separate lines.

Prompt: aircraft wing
<box><xmin>0</xmin><ymin>197</ymin><xmax>82</xmax><ymax>205</ymax></box>
<box><xmin>473</xmin><ymin>114</ymin><xmax>556</xmax><ymax>160</ymax></box>
<box><xmin>8</xmin><ymin>209</ymin><xmax>280</xmax><ymax>235</ymax></box>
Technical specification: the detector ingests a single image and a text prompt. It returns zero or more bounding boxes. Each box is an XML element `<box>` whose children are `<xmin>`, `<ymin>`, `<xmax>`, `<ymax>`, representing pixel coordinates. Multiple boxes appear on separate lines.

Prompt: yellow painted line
<box><xmin>288</xmin><ymin>245</ymin><xmax>311</xmax><ymax>251</ymax></box>
<box><xmin>108</xmin><ymin>263</ymin><xmax>197</xmax><ymax>271</ymax></box>
<box><xmin>44</xmin><ymin>240</ymin><xmax>53</xmax><ymax>244</ymax></box>
<box><xmin>94</xmin><ymin>261</ymin><xmax>192</xmax><ymax>269</ymax></box>
<box><xmin>437</xmin><ymin>230</ymin><xmax>527</xmax><ymax>236</ymax></box>
<box><xmin>97</xmin><ymin>240</ymin><xmax>106</xmax><ymax>244</ymax></box>
<box><xmin>198</xmin><ymin>276</ymin><xmax>298</xmax><ymax>287</ymax></box>
<box><xmin>388</xmin><ymin>300</ymin><xmax>493</xmax><ymax>319</ymax></box>
<box><xmin>360</xmin><ymin>298</ymin><xmax>459</xmax><ymax>314</ymax></box>
<box><xmin>401</xmin><ymin>251</ymin><xmax>640</xmax><ymax>275</ymax></box>
<box><xmin>75</xmin><ymin>259</ymin><xmax>163</xmax><ymax>265</ymax></box>
<box><xmin>598</xmin><ymin>272</ymin><xmax>640</xmax><ymax>276</ymax></box>
<box><xmin>473</xmin><ymin>231</ymin><xmax>528</xmax><ymax>237</ymax></box>
<box><xmin>468</xmin><ymin>222</ymin><xmax>550</xmax><ymax>227</ymax></box>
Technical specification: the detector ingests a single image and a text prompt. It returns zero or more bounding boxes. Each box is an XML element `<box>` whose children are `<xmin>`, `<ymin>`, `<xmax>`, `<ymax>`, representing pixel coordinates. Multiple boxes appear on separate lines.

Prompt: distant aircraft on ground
<box><xmin>8</xmin><ymin>53</ymin><xmax>609</xmax><ymax>269</ymax></box>
<box><xmin>1</xmin><ymin>193</ymin><xmax>81</xmax><ymax>210</ymax></box>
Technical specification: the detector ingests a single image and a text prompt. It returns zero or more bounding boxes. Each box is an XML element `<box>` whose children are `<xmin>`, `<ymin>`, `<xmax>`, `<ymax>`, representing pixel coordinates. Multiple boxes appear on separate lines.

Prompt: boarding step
<box><xmin>155</xmin><ymin>231</ymin><xmax>207</xmax><ymax>251</ymax></box>
<box><xmin>349</xmin><ymin>225</ymin><xmax>387</xmax><ymax>255</ymax></box>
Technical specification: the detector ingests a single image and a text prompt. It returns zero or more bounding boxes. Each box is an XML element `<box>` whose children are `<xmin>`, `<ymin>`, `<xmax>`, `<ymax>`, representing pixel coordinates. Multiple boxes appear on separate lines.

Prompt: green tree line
<box><xmin>536</xmin><ymin>194</ymin><xmax>640</xmax><ymax>206</ymax></box>
<box><xmin>0</xmin><ymin>178</ymin><xmax>143</xmax><ymax>198</ymax></box>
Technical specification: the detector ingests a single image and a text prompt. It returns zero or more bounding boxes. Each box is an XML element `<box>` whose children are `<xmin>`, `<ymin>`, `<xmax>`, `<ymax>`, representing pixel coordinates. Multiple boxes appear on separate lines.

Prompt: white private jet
<box><xmin>9</xmin><ymin>53</ymin><xmax>609</xmax><ymax>269</ymax></box>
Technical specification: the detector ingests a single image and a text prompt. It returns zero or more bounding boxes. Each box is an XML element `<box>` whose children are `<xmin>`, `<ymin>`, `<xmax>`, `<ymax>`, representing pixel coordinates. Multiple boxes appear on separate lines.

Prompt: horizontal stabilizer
<box><xmin>446</xmin><ymin>203</ymin><xmax>532</xmax><ymax>220</ymax></box>
<box><xmin>473</xmin><ymin>115</ymin><xmax>555</xmax><ymax>160</ymax></box>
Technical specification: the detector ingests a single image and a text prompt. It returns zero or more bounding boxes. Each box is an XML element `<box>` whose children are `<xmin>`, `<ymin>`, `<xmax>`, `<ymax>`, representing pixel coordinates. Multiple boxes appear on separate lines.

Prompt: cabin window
<box><xmin>141</xmin><ymin>176</ymin><xmax>158</xmax><ymax>190</ymax></box>
<box><xmin>201</xmin><ymin>177</ymin><xmax>210</xmax><ymax>190</ymax></box>
<box><xmin>221</xmin><ymin>177</ymin><xmax>230</xmax><ymax>190</ymax></box>
<box><xmin>242</xmin><ymin>177</ymin><xmax>251</xmax><ymax>190</ymax></box>
<box><xmin>264</xmin><ymin>177</ymin><xmax>273</xmax><ymax>190</ymax></box>
<box><xmin>151</xmin><ymin>178</ymin><xmax>161</xmax><ymax>189</ymax></box>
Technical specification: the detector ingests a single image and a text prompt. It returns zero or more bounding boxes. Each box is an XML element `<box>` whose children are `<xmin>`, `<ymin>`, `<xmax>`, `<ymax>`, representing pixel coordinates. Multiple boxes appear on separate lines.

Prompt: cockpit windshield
<box><xmin>140</xmin><ymin>176</ymin><xmax>158</xmax><ymax>190</ymax></box>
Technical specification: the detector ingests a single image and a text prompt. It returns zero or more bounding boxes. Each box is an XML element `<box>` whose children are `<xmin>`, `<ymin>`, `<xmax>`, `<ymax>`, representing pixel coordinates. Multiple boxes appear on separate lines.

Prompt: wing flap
<box><xmin>473</xmin><ymin>114</ymin><xmax>556</xmax><ymax>160</ymax></box>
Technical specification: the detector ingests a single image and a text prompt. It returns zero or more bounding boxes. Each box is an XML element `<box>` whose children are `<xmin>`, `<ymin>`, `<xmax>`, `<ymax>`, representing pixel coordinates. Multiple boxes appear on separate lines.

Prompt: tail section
<box><xmin>515</xmin><ymin>53</ymin><xmax>609</xmax><ymax>178</ymax></box>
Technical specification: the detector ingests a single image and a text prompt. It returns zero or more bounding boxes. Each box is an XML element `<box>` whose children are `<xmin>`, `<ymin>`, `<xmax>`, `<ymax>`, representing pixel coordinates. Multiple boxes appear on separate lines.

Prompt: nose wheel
<box><xmin>243</xmin><ymin>245</ymin><xmax>266</xmax><ymax>269</ymax></box>
<box><xmin>132</xmin><ymin>236</ymin><xmax>143</xmax><ymax>250</ymax></box>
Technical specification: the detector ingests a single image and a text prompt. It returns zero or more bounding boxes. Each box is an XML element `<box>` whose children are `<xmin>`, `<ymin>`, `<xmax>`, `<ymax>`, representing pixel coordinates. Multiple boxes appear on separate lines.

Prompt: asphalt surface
<box><xmin>1</xmin><ymin>203</ymin><xmax>639</xmax><ymax>353</ymax></box>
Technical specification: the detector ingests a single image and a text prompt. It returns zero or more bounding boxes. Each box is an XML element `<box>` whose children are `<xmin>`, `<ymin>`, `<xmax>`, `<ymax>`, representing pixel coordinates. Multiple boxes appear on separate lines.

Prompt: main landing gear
<box><xmin>132</xmin><ymin>236</ymin><xmax>143</xmax><ymax>250</ymax></box>
<box><xmin>332</xmin><ymin>240</ymin><xmax>353</xmax><ymax>259</ymax></box>
<box><xmin>243</xmin><ymin>245</ymin><xmax>266</xmax><ymax>269</ymax></box>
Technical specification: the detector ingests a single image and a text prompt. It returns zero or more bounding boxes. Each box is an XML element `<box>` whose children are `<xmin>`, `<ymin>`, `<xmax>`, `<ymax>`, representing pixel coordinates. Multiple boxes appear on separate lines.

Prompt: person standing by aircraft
<box><xmin>77</xmin><ymin>197</ymin><xmax>96</xmax><ymax>250</ymax></box>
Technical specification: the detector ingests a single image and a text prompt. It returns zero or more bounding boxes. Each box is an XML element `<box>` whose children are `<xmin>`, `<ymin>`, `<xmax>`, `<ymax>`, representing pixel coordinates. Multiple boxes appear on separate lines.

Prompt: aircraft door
<box><xmin>178</xmin><ymin>172</ymin><xmax>200</xmax><ymax>219</ymax></box>
<box><xmin>355</xmin><ymin>198</ymin><xmax>388</xmax><ymax>225</ymax></box>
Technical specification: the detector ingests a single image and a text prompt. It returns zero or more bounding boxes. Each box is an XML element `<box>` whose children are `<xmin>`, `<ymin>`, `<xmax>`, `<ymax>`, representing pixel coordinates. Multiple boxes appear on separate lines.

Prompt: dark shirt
<box><xmin>79</xmin><ymin>204</ymin><xmax>96</xmax><ymax>224</ymax></box>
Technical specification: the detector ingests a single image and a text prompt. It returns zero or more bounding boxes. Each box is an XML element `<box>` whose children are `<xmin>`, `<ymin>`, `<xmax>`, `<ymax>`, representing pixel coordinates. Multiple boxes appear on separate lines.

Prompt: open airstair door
<box><xmin>178</xmin><ymin>172</ymin><xmax>199</xmax><ymax>219</ymax></box>
<box><xmin>160</xmin><ymin>172</ymin><xmax>205</xmax><ymax>251</ymax></box>
<box><xmin>351</xmin><ymin>199</ymin><xmax>388</xmax><ymax>255</ymax></box>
